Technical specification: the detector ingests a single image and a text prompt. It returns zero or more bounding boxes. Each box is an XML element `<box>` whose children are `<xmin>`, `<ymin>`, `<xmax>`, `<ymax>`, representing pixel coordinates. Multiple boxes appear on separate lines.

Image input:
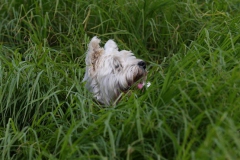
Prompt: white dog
<box><xmin>83</xmin><ymin>37</ymin><xmax>147</xmax><ymax>105</ymax></box>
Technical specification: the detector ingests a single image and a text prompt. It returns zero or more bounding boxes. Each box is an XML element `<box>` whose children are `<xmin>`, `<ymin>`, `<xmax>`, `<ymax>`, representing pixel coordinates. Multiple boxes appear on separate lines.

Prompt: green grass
<box><xmin>1</xmin><ymin>0</ymin><xmax>240</xmax><ymax>159</ymax></box>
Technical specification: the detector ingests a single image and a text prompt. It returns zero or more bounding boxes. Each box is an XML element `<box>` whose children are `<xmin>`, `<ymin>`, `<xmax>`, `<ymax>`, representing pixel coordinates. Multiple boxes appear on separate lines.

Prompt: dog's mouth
<box><xmin>137</xmin><ymin>82</ymin><xmax>145</xmax><ymax>89</ymax></box>
<box><xmin>134</xmin><ymin>75</ymin><xmax>146</xmax><ymax>90</ymax></box>
<box><xmin>119</xmin><ymin>67</ymin><xmax>147</xmax><ymax>92</ymax></box>
<box><xmin>128</xmin><ymin>69</ymin><xmax>147</xmax><ymax>90</ymax></box>
<box><xmin>119</xmin><ymin>76</ymin><xmax>146</xmax><ymax>92</ymax></box>
<box><xmin>121</xmin><ymin>81</ymin><xmax>145</xmax><ymax>92</ymax></box>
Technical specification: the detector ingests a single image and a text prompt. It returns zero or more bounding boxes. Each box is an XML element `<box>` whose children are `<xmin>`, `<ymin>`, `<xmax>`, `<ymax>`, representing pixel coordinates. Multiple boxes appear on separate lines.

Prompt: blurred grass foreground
<box><xmin>1</xmin><ymin>0</ymin><xmax>240</xmax><ymax>159</ymax></box>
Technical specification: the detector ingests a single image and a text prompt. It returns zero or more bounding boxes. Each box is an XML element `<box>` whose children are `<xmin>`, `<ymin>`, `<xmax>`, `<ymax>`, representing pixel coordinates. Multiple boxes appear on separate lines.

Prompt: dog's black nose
<box><xmin>138</xmin><ymin>61</ymin><xmax>146</xmax><ymax>69</ymax></box>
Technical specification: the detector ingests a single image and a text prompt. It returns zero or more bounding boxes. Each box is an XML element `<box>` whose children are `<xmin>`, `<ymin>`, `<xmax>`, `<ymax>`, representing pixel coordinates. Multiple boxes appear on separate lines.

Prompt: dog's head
<box><xmin>83</xmin><ymin>36</ymin><xmax>147</xmax><ymax>105</ymax></box>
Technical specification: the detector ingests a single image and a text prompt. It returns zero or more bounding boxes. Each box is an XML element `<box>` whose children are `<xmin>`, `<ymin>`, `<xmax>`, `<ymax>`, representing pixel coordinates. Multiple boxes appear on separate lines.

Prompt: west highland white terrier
<box><xmin>83</xmin><ymin>37</ymin><xmax>147</xmax><ymax>105</ymax></box>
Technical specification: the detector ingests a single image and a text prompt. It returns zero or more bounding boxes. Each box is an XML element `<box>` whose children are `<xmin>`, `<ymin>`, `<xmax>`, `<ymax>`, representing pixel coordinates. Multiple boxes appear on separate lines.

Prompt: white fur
<box><xmin>83</xmin><ymin>36</ymin><xmax>147</xmax><ymax>105</ymax></box>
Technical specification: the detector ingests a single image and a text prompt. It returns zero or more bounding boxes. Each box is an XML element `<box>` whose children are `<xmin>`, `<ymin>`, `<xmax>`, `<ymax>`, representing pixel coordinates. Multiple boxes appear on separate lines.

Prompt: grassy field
<box><xmin>1</xmin><ymin>0</ymin><xmax>240</xmax><ymax>159</ymax></box>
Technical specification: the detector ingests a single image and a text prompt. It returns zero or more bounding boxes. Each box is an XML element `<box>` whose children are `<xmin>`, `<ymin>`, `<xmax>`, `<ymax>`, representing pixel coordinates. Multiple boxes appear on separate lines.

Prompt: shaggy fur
<box><xmin>83</xmin><ymin>37</ymin><xmax>147</xmax><ymax>105</ymax></box>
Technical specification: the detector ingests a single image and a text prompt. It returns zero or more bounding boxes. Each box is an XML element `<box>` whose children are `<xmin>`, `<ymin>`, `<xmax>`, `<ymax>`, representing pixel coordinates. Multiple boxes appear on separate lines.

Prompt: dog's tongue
<box><xmin>137</xmin><ymin>83</ymin><xmax>144</xmax><ymax>89</ymax></box>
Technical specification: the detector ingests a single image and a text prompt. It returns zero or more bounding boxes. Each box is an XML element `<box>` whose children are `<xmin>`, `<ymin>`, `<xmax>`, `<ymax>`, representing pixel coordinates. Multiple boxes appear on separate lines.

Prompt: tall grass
<box><xmin>1</xmin><ymin>0</ymin><xmax>240</xmax><ymax>159</ymax></box>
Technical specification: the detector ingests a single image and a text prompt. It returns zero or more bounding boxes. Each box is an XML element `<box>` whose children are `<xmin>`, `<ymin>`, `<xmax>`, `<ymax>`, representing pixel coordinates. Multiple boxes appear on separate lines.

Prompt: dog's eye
<box><xmin>113</xmin><ymin>57</ymin><xmax>122</xmax><ymax>70</ymax></box>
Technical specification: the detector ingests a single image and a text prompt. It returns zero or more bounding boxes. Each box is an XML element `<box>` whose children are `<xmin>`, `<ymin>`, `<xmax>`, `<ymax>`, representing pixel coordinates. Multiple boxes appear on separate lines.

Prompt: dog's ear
<box><xmin>87</xmin><ymin>36</ymin><xmax>104</xmax><ymax>67</ymax></box>
<box><xmin>83</xmin><ymin>37</ymin><xmax>104</xmax><ymax>81</ymax></box>
<box><xmin>104</xmin><ymin>39</ymin><xmax>118</xmax><ymax>54</ymax></box>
